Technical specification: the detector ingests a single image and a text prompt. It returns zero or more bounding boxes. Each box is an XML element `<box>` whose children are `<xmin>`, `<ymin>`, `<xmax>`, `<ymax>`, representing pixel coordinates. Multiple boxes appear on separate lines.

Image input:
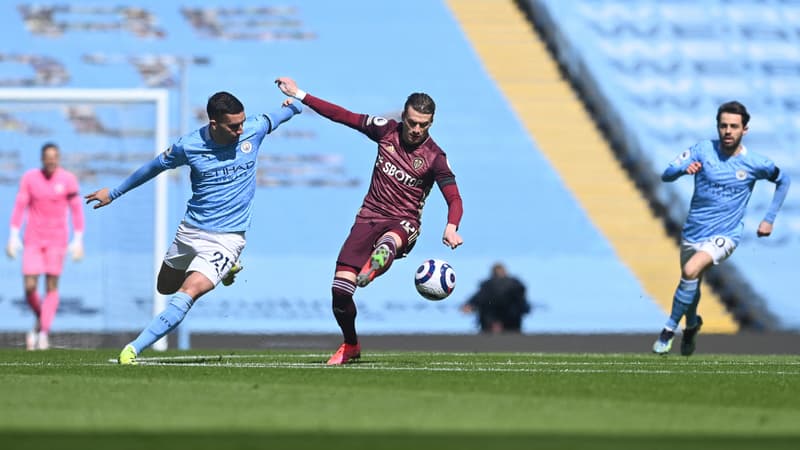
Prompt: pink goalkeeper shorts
<box><xmin>22</xmin><ymin>244</ymin><xmax>66</xmax><ymax>276</ymax></box>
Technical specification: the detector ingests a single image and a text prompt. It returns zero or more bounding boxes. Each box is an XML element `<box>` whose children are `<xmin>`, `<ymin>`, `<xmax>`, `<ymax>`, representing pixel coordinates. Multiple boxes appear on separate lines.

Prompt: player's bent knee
<box><xmin>681</xmin><ymin>266</ymin><xmax>703</xmax><ymax>281</ymax></box>
<box><xmin>682</xmin><ymin>252</ymin><xmax>713</xmax><ymax>280</ymax></box>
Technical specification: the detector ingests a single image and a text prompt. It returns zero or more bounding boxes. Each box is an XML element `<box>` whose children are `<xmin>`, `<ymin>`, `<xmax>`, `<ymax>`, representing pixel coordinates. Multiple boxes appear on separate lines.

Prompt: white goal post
<box><xmin>0</xmin><ymin>88</ymin><xmax>170</xmax><ymax>350</ymax></box>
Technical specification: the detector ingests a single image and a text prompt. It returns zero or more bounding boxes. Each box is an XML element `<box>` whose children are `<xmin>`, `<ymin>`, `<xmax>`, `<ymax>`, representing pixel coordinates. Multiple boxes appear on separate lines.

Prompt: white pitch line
<box><xmin>430</xmin><ymin>360</ymin><xmax>800</xmax><ymax>367</ymax></box>
<box><xmin>94</xmin><ymin>357</ymin><xmax>800</xmax><ymax>375</ymax></box>
<box><xmin>90</xmin><ymin>360</ymin><xmax>800</xmax><ymax>375</ymax></box>
<box><xmin>101</xmin><ymin>356</ymin><xmax>800</xmax><ymax>367</ymax></box>
<box><xmin>3</xmin><ymin>359</ymin><xmax>800</xmax><ymax>375</ymax></box>
<box><xmin>97</xmin><ymin>352</ymin><xmax>800</xmax><ymax>366</ymax></box>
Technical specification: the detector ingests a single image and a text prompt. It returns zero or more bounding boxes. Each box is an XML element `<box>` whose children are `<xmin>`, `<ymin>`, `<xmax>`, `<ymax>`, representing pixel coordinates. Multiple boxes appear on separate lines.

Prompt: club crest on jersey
<box><xmin>240</xmin><ymin>141</ymin><xmax>253</xmax><ymax>153</ymax></box>
<box><xmin>413</xmin><ymin>157</ymin><xmax>424</xmax><ymax>170</ymax></box>
<box><xmin>736</xmin><ymin>170</ymin><xmax>747</xmax><ymax>180</ymax></box>
<box><xmin>164</xmin><ymin>145</ymin><xmax>173</xmax><ymax>156</ymax></box>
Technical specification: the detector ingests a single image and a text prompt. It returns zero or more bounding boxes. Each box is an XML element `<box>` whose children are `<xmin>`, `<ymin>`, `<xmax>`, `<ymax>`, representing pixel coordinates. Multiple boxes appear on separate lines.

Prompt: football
<box><xmin>414</xmin><ymin>258</ymin><xmax>456</xmax><ymax>301</ymax></box>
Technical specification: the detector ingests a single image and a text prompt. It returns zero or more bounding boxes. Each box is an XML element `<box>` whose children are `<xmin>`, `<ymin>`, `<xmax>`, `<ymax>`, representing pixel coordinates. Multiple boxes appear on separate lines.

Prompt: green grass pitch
<box><xmin>1</xmin><ymin>349</ymin><xmax>798</xmax><ymax>449</ymax></box>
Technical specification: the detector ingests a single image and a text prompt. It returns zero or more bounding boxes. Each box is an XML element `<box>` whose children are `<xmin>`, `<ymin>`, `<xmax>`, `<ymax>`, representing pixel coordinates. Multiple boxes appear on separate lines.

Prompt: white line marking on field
<box><xmin>4</xmin><ymin>353</ymin><xmax>799</xmax><ymax>375</ymax></box>
<box><xmin>99</xmin><ymin>361</ymin><xmax>800</xmax><ymax>375</ymax></box>
<box><xmin>430</xmin><ymin>360</ymin><xmax>800</xmax><ymax>367</ymax></box>
<box><xmin>70</xmin><ymin>356</ymin><xmax>800</xmax><ymax>375</ymax></box>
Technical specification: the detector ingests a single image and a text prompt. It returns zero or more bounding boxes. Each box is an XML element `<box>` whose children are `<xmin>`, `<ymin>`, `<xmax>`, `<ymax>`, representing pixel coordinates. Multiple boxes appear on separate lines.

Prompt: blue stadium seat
<box><xmin>531</xmin><ymin>0</ymin><xmax>800</xmax><ymax>329</ymax></box>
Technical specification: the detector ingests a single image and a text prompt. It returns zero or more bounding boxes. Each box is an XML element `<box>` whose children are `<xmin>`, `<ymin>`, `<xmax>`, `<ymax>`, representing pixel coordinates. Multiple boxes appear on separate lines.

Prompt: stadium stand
<box><xmin>4</xmin><ymin>0</ymin><xmax>736</xmax><ymax>344</ymax></box>
<box><xmin>448</xmin><ymin>0</ymin><xmax>737</xmax><ymax>333</ymax></box>
<box><xmin>523</xmin><ymin>0</ymin><xmax>800</xmax><ymax>330</ymax></box>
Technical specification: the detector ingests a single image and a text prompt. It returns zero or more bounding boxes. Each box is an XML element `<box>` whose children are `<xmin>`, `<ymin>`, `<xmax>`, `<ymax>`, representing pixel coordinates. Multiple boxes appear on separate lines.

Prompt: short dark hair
<box><xmin>404</xmin><ymin>92</ymin><xmax>436</xmax><ymax>115</ymax></box>
<box><xmin>716</xmin><ymin>101</ymin><xmax>750</xmax><ymax>126</ymax></box>
<box><xmin>40</xmin><ymin>142</ymin><xmax>58</xmax><ymax>157</ymax></box>
<box><xmin>207</xmin><ymin>91</ymin><xmax>244</xmax><ymax>121</ymax></box>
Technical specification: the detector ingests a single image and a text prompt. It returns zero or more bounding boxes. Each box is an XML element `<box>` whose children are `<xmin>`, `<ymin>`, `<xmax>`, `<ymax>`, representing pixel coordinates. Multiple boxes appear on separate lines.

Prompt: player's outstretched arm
<box><xmin>84</xmin><ymin>188</ymin><xmax>112</xmax><ymax>209</ymax></box>
<box><xmin>276</xmin><ymin>76</ymin><xmax>366</xmax><ymax>130</ymax></box>
<box><xmin>275</xmin><ymin>77</ymin><xmax>302</xmax><ymax>99</ymax></box>
<box><xmin>266</xmin><ymin>99</ymin><xmax>302</xmax><ymax>133</ymax></box>
<box><xmin>86</xmin><ymin>156</ymin><xmax>168</xmax><ymax>210</ymax></box>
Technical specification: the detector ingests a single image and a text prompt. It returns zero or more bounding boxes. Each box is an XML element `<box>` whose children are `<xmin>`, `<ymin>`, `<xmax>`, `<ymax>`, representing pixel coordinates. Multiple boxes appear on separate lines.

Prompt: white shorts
<box><xmin>163</xmin><ymin>222</ymin><xmax>246</xmax><ymax>286</ymax></box>
<box><xmin>680</xmin><ymin>235</ymin><xmax>736</xmax><ymax>266</ymax></box>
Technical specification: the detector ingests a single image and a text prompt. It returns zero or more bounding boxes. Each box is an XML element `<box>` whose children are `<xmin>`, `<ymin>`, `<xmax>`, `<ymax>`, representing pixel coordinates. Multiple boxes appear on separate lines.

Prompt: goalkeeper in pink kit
<box><xmin>6</xmin><ymin>143</ymin><xmax>85</xmax><ymax>350</ymax></box>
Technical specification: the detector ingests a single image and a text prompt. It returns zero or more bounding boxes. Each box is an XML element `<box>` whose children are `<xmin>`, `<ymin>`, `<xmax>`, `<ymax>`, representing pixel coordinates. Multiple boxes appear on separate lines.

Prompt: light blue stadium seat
<box><xmin>531</xmin><ymin>0</ymin><xmax>800</xmax><ymax>329</ymax></box>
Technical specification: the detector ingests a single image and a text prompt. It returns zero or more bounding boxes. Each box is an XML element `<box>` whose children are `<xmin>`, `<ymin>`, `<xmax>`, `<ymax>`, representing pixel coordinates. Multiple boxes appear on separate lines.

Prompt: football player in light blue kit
<box><xmin>653</xmin><ymin>101</ymin><xmax>790</xmax><ymax>355</ymax></box>
<box><xmin>85</xmin><ymin>91</ymin><xmax>301</xmax><ymax>364</ymax></box>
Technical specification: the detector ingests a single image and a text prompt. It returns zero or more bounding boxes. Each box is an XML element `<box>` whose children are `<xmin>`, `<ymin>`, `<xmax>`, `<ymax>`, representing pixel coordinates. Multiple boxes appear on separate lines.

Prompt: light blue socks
<box><xmin>666</xmin><ymin>278</ymin><xmax>699</xmax><ymax>330</ymax></box>
<box><xmin>130</xmin><ymin>292</ymin><xmax>193</xmax><ymax>354</ymax></box>
<box><xmin>683</xmin><ymin>288</ymin><xmax>702</xmax><ymax>329</ymax></box>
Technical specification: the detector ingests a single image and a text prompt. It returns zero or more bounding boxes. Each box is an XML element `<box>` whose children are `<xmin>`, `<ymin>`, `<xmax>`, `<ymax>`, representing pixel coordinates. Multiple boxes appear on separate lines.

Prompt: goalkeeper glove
<box><xmin>68</xmin><ymin>231</ymin><xmax>84</xmax><ymax>261</ymax></box>
<box><xmin>6</xmin><ymin>228</ymin><xmax>22</xmax><ymax>259</ymax></box>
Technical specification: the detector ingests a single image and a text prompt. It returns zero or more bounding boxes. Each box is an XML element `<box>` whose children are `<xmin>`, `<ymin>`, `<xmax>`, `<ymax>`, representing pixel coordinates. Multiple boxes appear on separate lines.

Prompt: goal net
<box><xmin>0</xmin><ymin>88</ymin><xmax>169</xmax><ymax>349</ymax></box>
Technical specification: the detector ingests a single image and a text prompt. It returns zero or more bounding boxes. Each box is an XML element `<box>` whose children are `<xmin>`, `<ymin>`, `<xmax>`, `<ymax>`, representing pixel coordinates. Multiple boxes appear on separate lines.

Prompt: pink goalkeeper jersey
<box><xmin>10</xmin><ymin>167</ymin><xmax>84</xmax><ymax>247</ymax></box>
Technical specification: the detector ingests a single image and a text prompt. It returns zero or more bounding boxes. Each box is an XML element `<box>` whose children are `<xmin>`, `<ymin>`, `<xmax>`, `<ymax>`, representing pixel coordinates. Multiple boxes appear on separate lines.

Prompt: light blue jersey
<box><xmin>163</xmin><ymin>113</ymin><xmax>269</xmax><ymax>232</ymax></box>
<box><xmin>110</xmin><ymin>104</ymin><xmax>301</xmax><ymax>232</ymax></box>
<box><xmin>663</xmin><ymin>139</ymin><xmax>790</xmax><ymax>244</ymax></box>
